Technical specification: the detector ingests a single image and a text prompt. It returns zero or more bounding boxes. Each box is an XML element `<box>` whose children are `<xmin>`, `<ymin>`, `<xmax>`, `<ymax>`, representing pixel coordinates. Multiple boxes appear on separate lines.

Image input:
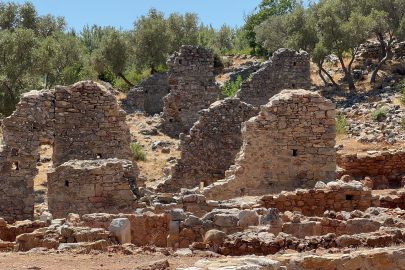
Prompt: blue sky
<box><xmin>14</xmin><ymin>0</ymin><xmax>299</xmax><ymax>31</ymax></box>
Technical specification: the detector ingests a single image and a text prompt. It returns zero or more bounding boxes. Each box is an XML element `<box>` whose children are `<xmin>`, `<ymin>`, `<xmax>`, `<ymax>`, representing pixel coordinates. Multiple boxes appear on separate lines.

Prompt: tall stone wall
<box><xmin>236</xmin><ymin>48</ymin><xmax>311</xmax><ymax>107</ymax></box>
<box><xmin>47</xmin><ymin>159</ymin><xmax>140</xmax><ymax>218</ymax></box>
<box><xmin>0</xmin><ymin>90</ymin><xmax>55</xmax><ymax>222</ymax></box>
<box><xmin>203</xmin><ymin>90</ymin><xmax>336</xmax><ymax>200</ymax></box>
<box><xmin>157</xmin><ymin>98</ymin><xmax>258</xmax><ymax>192</ymax></box>
<box><xmin>53</xmin><ymin>81</ymin><xmax>132</xmax><ymax>166</ymax></box>
<box><xmin>160</xmin><ymin>46</ymin><xmax>222</xmax><ymax>137</ymax></box>
<box><xmin>0</xmin><ymin>81</ymin><xmax>135</xmax><ymax>222</ymax></box>
<box><xmin>124</xmin><ymin>72</ymin><xmax>171</xmax><ymax>115</ymax></box>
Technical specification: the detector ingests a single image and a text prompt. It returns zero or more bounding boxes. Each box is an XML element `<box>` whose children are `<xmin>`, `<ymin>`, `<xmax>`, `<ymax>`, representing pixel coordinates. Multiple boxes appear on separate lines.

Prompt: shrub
<box><xmin>130</xmin><ymin>143</ymin><xmax>147</xmax><ymax>161</ymax></box>
<box><xmin>213</xmin><ymin>52</ymin><xmax>223</xmax><ymax>68</ymax></box>
<box><xmin>223</xmin><ymin>57</ymin><xmax>233</xmax><ymax>68</ymax></box>
<box><xmin>371</xmin><ymin>107</ymin><xmax>388</xmax><ymax>122</ymax></box>
<box><xmin>402</xmin><ymin>118</ymin><xmax>405</xmax><ymax>130</ymax></box>
<box><xmin>222</xmin><ymin>75</ymin><xmax>250</xmax><ymax>98</ymax></box>
<box><xmin>336</xmin><ymin>113</ymin><xmax>349</xmax><ymax>135</ymax></box>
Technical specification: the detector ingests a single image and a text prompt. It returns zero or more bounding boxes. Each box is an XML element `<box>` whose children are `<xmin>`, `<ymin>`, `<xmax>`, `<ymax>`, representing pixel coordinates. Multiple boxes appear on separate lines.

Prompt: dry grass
<box><xmin>127</xmin><ymin>113</ymin><xmax>181</xmax><ymax>188</ymax></box>
<box><xmin>336</xmin><ymin>136</ymin><xmax>398</xmax><ymax>154</ymax></box>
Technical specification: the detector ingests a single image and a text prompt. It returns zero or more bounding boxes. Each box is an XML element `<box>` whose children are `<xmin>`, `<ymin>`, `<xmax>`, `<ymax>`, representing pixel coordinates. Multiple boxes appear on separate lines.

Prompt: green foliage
<box><xmin>371</xmin><ymin>108</ymin><xmax>388</xmax><ymax>122</ymax></box>
<box><xmin>222</xmin><ymin>75</ymin><xmax>246</xmax><ymax>97</ymax></box>
<box><xmin>242</xmin><ymin>0</ymin><xmax>296</xmax><ymax>54</ymax></box>
<box><xmin>130</xmin><ymin>143</ymin><xmax>147</xmax><ymax>161</ymax></box>
<box><xmin>336</xmin><ymin>113</ymin><xmax>349</xmax><ymax>135</ymax></box>
<box><xmin>213</xmin><ymin>52</ymin><xmax>223</xmax><ymax>68</ymax></box>
<box><xmin>402</xmin><ymin>118</ymin><xmax>405</xmax><ymax>130</ymax></box>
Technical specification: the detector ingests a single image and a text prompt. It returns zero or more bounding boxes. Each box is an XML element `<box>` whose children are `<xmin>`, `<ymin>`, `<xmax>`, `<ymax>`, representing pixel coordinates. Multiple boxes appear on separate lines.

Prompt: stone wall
<box><xmin>235</xmin><ymin>49</ymin><xmax>311</xmax><ymax>107</ymax></box>
<box><xmin>337</xmin><ymin>149</ymin><xmax>405</xmax><ymax>187</ymax></box>
<box><xmin>203</xmin><ymin>90</ymin><xmax>336</xmax><ymax>200</ymax></box>
<box><xmin>53</xmin><ymin>81</ymin><xmax>131</xmax><ymax>166</ymax></box>
<box><xmin>0</xmin><ymin>81</ymin><xmax>134</xmax><ymax>222</ymax></box>
<box><xmin>160</xmin><ymin>46</ymin><xmax>222</xmax><ymax>137</ymax></box>
<box><xmin>81</xmin><ymin>212</ymin><xmax>170</xmax><ymax>247</ymax></box>
<box><xmin>47</xmin><ymin>159</ymin><xmax>140</xmax><ymax>218</ymax></box>
<box><xmin>227</xmin><ymin>61</ymin><xmax>263</xmax><ymax>82</ymax></box>
<box><xmin>0</xmin><ymin>90</ymin><xmax>55</xmax><ymax>222</ymax></box>
<box><xmin>259</xmin><ymin>182</ymin><xmax>380</xmax><ymax>216</ymax></box>
<box><xmin>157</xmin><ymin>98</ymin><xmax>258</xmax><ymax>192</ymax></box>
<box><xmin>124</xmin><ymin>72</ymin><xmax>170</xmax><ymax>115</ymax></box>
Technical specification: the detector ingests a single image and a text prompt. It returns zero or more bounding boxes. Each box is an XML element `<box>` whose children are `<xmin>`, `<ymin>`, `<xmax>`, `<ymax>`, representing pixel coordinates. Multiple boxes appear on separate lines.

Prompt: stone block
<box><xmin>109</xmin><ymin>218</ymin><xmax>131</xmax><ymax>244</ymax></box>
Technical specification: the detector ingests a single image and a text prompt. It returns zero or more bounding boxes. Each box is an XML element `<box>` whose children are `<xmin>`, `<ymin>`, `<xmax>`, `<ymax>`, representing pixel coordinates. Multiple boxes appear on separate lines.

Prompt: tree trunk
<box><xmin>338</xmin><ymin>56</ymin><xmax>356</xmax><ymax>91</ymax></box>
<box><xmin>370</xmin><ymin>54</ymin><xmax>387</xmax><ymax>84</ymax></box>
<box><xmin>150</xmin><ymin>63</ymin><xmax>157</xmax><ymax>75</ymax></box>
<box><xmin>318</xmin><ymin>65</ymin><xmax>328</xmax><ymax>85</ymax></box>
<box><xmin>320</xmin><ymin>67</ymin><xmax>339</xmax><ymax>88</ymax></box>
<box><xmin>117</xmin><ymin>73</ymin><xmax>135</xmax><ymax>87</ymax></box>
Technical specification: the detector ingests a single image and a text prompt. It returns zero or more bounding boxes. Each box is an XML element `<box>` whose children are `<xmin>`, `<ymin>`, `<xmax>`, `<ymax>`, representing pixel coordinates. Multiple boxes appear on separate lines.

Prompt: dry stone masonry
<box><xmin>124</xmin><ymin>72</ymin><xmax>171</xmax><ymax>115</ymax></box>
<box><xmin>236</xmin><ymin>48</ymin><xmax>311</xmax><ymax>107</ymax></box>
<box><xmin>53</xmin><ymin>81</ymin><xmax>132</xmax><ymax>166</ymax></box>
<box><xmin>0</xmin><ymin>90</ymin><xmax>55</xmax><ymax>222</ymax></box>
<box><xmin>160</xmin><ymin>46</ymin><xmax>222</xmax><ymax>137</ymax></box>
<box><xmin>158</xmin><ymin>98</ymin><xmax>258</xmax><ymax>192</ymax></box>
<box><xmin>47</xmin><ymin>159</ymin><xmax>140</xmax><ymax>218</ymax></box>
<box><xmin>0</xmin><ymin>81</ymin><xmax>137</xmax><ymax>222</ymax></box>
<box><xmin>337</xmin><ymin>149</ymin><xmax>405</xmax><ymax>188</ymax></box>
<box><xmin>203</xmin><ymin>89</ymin><xmax>336</xmax><ymax>200</ymax></box>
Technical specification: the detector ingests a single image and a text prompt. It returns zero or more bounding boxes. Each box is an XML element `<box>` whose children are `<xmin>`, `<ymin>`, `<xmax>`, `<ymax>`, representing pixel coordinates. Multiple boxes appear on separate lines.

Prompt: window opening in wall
<box><xmin>293</xmin><ymin>62</ymin><xmax>296</xmax><ymax>66</ymax></box>
<box><xmin>292</xmin><ymin>83</ymin><xmax>295</xmax><ymax>88</ymax></box>
<box><xmin>178</xmin><ymin>108</ymin><xmax>181</xmax><ymax>112</ymax></box>
<box><xmin>179</xmin><ymin>60</ymin><xmax>182</xmax><ymax>64</ymax></box>
<box><xmin>12</xmin><ymin>161</ymin><xmax>19</xmax><ymax>171</ymax></box>
<box><xmin>292</xmin><ymin>149</ymin><xmax>298</xmax><ymax>156</ymax></box>
<box><xmin>97</xmin><ymin>154</ymin><xmax>102</xmax><ymax>159</ymax></box>
<box><xmin>11</xmin><ymin>148</ymin><xmax>19</xmax><ymax>156</ymax></box>
<box><xmin>65</xmin><ymin>180</ymin><xmax>69</xmax><ymax>187</ymax></box>
<box><xmin>346</xmin><ymin>195</ymin><xmax>353</xmax><ymax>201</ymax></box>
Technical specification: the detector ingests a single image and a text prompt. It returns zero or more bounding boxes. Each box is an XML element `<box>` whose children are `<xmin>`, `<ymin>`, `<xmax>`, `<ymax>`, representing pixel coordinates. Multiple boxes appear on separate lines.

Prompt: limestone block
<box><xmin>109</xmin><ymin>218</ymin><xmax>131</xmax><ymax>244</ymax></box>
<box><xmin>171</xmin><ymin>208</ymin><xmax>187</xmax><ymax>221</ymax></box>
<box><xmin>238</xmin><ymin>210</ymin><xmax>259</xmax><ymax>227</ymax></box>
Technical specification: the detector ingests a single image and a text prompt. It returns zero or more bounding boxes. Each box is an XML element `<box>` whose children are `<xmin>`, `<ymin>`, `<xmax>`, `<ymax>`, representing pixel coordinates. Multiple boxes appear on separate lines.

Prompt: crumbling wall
<box><xmin>0</xmin><ymin>81</ymin><xmax>135</xmax><ymax>222</ymax></box>
<box><xmin>236</xmin><ymin>48</ymin><xmax>311</xmax><ymax>107</ymax></box>
<box><xmin>48</xmin><ymin>159</ymin><xmax>140</xmax><ymax>218</ymax></box>
<box><xmin>81</xmin><ymin>212</ymin><xmax>170</xmax><ymax>247</ymax></box>
<box><xmin>203</xmin><ymin>89</ymin><xmax>336</xmax><ymax>200</ymax></box>
<box><xmin>160</xmin><ymin>46</ymin><xmax>222</xmax><ymax>137</ymax></box>
<box><xmin>124</xmin><ymin>72</ymin><xmax>171</xmax><ymax>115</ymax></box>
<box><xmin>53</xmin><ymin>81</ymin><xmax>132</xmax><ymax>166</ymax></box>
<box><xmin>337</xmin><ymin>149</ymin><xmax>405</xmax><ymax>187</ymax></box>
<box><xmin>0</xmin><ymin>90</ymin><xmax>55</xmax><ymax>222</ymax></box>
<box><xmin>158</xmin><ymin>98</ymin><xmax>258</xmax><ymax>192</ymax></box>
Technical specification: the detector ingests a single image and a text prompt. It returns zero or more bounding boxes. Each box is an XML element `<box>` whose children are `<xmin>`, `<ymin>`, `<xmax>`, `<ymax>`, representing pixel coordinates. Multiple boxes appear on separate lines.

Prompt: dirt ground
<box><xmin>0</xmin><ymin>252</ymin><xmax>205</xmax><ymax>270</ymax></box>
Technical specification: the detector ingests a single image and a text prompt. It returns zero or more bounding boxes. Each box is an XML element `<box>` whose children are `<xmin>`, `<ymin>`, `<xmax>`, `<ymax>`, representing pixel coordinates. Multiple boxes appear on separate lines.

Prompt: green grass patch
<box><xmin>130</xmin><ymin>143</ymin><xmax>147</xmax><ymax>161</ymax></box>
<box><xmin>336</xmin><ymin>113</ymin><xmax>349</xmax><ymax>135</ymax></box>
<box><xmin>371</xmin><ymin>107</ymin><xmax>388</xmax><ymax>122</ymax></box>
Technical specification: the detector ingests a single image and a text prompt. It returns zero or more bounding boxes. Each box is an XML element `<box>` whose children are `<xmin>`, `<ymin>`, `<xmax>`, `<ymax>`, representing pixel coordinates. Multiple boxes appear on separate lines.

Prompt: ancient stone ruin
<box><xmin>48</xmin><ymin>159</ymin><xmax>140</xmax><ymax>218</ymax></box>
<box><xmin>123</xmin><ymin>72</ymin><xmax>171</xmax><ymax>115</ymax></box>
<box><xmin>0</xmin><ymin>81</ymin><xmax>137</xmax><ymax>222</ymax></box>
<box><xmin>160</xmin><ymin>46</ymin><xmax>222</xmax><ymax>137</ymax></box>
<box><xmin>203</xmin><ymin>89</ymin><xmax>336</xmax><ymax>200</ymax></box>
<box><xmin>236</xmin><ymin>48</ymin><xmax>311</xmax><ymax>107</ymax></box>
<box><xmin>157</xmin><ymin>98</ymin><xmax>258</xmax><ymax>192</ymax></box>
<box><xmin>53</xmin><ymin>82</ymin><xmax>132</xmax><ymax>166</ymax></box>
